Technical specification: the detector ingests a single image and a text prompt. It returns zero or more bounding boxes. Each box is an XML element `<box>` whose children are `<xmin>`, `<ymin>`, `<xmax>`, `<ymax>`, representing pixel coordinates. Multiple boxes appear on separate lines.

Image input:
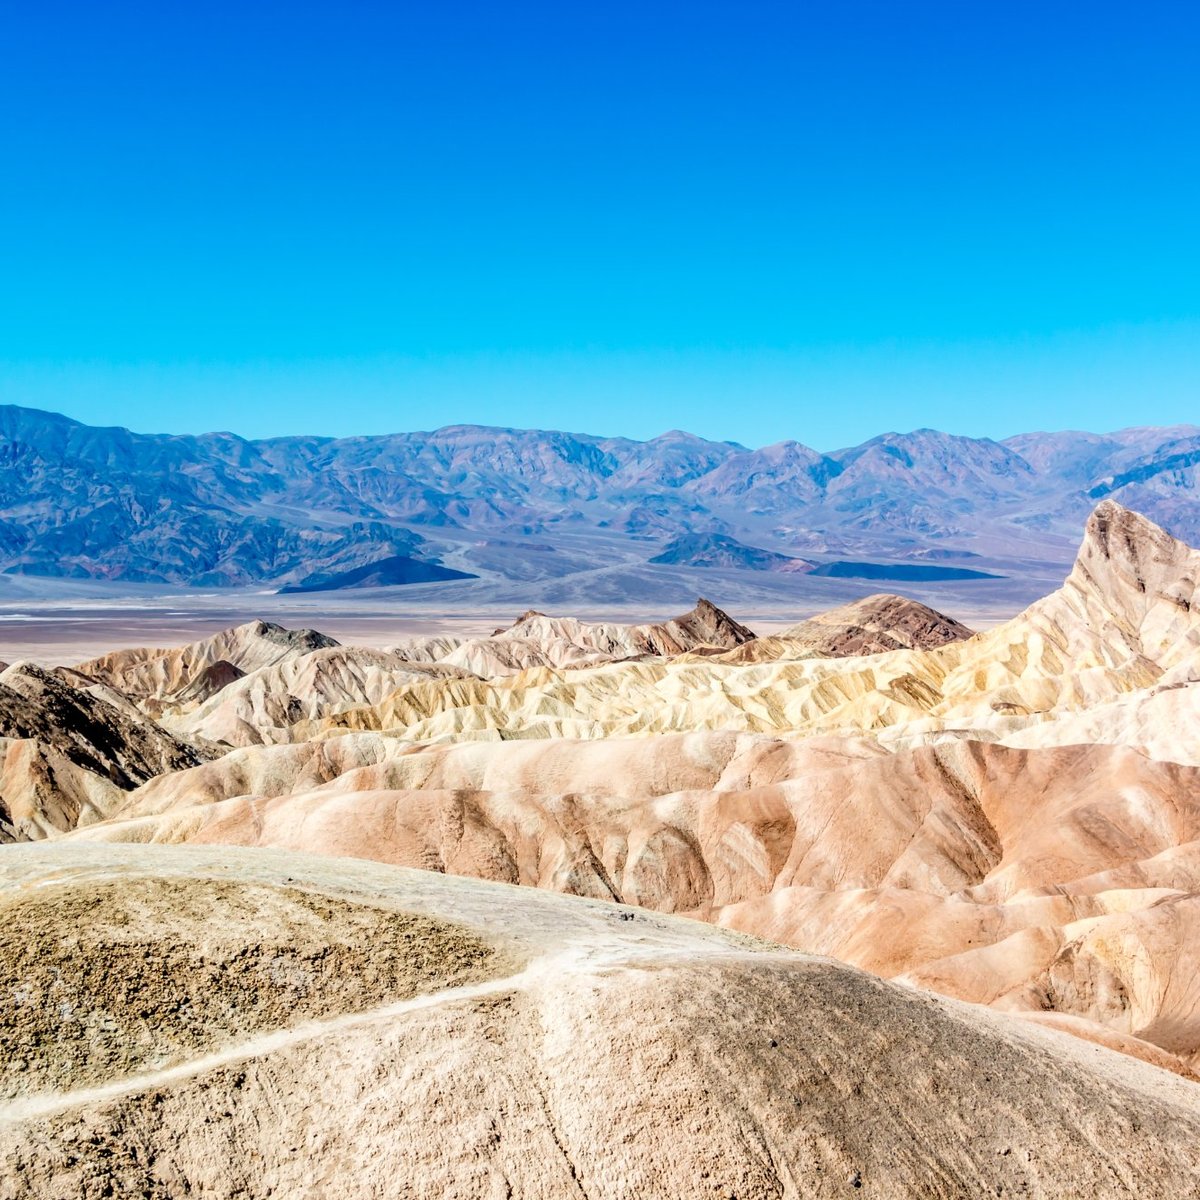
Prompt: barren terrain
<box><xmin>3</xmin><ymin>499</ymin><xmax>1200</xmax><ymax>1194</ymax></box>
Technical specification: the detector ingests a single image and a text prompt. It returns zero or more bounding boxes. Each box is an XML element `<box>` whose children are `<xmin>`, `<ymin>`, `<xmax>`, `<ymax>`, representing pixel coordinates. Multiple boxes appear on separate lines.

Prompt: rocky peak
<box><xmin>1070</xmin><ymin>502</ymin><xmax>1197</xmax><ymax>618</ymax></box>
<box><xmin>1078</xmin><ymin>500</ymin><xmax>1191</xmax><ymax>583</ymax></box>
<box><xmin>1040</xmin><ymin>501</ymin><xmax>1200</xmax><ymax>672</ymax></box>
<box><xmin>242</xmin><ymin>620</ymin><xmax>339</xmax><ymax>653</ymax></box>
<box><xmin>665</xmin><ymin>598</ymin><xmax>757</xmax><ymax>650</ymax></box>
<box><xmin>499</xmin><ymin>610</ymin><xmax>548</xmax><ymax>634</ymax></box>
<box><xmin>782</xmin><ymin>594</ymin><xmax>974</xmax><ymax>656</ymax></box>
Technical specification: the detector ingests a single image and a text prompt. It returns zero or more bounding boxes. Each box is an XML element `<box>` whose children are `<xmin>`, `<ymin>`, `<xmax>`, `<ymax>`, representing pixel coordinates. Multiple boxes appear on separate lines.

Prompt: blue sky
<box><xmin>1</xmin><ymin>2</ymin><xmax>1197</xmax><ymax>449</ymax></box>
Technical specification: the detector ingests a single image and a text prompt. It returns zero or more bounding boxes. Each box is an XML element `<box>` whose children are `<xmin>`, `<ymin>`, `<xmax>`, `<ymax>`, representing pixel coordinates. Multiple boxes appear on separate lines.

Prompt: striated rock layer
<box><xmin>778</xmin><ymin>591</ymin><xmax>975</xmax><ymax>653</ymax></box>
<box><xmin>298</xmin><ymin>501</ymin><xmax>1200</xmax><ymax>750</ymax></box>
<box><xmin>0</xmin><ymin>663</ymin><xmax>201</xmax><ymax>842</ymax></box>
<box><xmin>714</xmin><ymin>592</ymin><xmax>974</xmax><ymax>661</ymax></box>
<box><xmin>391</xmin><ymin>596</ymin><xmax>756</xmax><ymax>678</ymax></box>
<box><xmin>74</xmin><ymin>620</ymin><xmax>338</xmax><ymax>713</ymax></box>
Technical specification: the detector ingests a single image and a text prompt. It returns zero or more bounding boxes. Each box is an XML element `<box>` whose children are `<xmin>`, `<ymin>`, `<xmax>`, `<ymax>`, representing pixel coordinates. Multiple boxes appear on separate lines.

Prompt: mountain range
<box><xmin>2</xmin><ymin>404</ymin><xmax>1199</xmax><ymax>592</ymax></box>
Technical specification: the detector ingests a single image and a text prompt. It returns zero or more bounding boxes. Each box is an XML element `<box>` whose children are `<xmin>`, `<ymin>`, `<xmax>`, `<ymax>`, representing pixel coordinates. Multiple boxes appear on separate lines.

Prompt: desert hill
<box><xmin>4</xmin><ymin>842</ymin><xmax>1200</xmax><ymax>1198</ymax></box>
<box><xmin>718</xmin><ymin>592</ymin><xmax>975</xmax><ymax>660</ymax></box>
<box><xmin>390</xmin><ymin>596</ymin><xmax>756</xmax><ymax>679</ymax></box>
<box><xmin>0</xmin><ymin>663</ymin><xmax>201</xmax><ymax>842</ymax></box>
<box><xmin>74</xmin><ymin>620</ymin><xmax>338</xmax><ymax>712</ymax></box>
<box><xmin>79</xmin><ymin>729</ymin><xmax>1200</xmax><ymax>1076</ymax></box>
<box><xmin>648</xmin><ymin>531</ymin><xmax>813</xmax><ymax>572</ymax></box>
<box><xmin>278</xmin><ymin>553</ymin><xmax>478</xmax><ymax>592</ymax></box>
<box><xmin>781</xmin><ymin>591</ymin><xmax>974</xmax><ymax>650</ymax></box>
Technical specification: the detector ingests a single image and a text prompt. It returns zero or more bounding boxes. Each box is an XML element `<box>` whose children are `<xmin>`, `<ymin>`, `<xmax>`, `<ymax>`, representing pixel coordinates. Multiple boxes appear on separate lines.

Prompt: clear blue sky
<box><xmin>1</xmin><ymin>2</ymin><xmax>1197</xmax><ymax>449</ymax></box>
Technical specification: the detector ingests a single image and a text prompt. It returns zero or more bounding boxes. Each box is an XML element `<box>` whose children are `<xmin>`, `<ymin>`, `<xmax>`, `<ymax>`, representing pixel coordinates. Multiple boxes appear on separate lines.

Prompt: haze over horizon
<box><xmin>2</xmin><ymin>3</ymin><xmax>1198</xmax><ymax>446</ymax></box>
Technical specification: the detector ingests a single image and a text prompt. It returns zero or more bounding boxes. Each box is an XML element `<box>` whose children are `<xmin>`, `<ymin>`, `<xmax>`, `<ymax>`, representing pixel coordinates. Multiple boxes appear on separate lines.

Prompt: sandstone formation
<box><xmin>780</xmin><ymin>591</ymin><xmax>975</xmax><ymax>652</ymax></box>
<box><xmin>75</xmin><ymin>620</ymin><xmax>338</xmax><ymax>713</ymax></box>
<box><xmin>166</xmin><ymin>646</ymin><xmax>471</xmax><ymax>748</ymax></box>
<box><xmin>715</xmin><ymin>592</ymin><xmax>974</xmax><ymax>660</ymax></box>
<box><xmin>0</xmin><ymin>663</ymin><xmax>201</xmax><ymax>842</ymax></box>
<box><xmin>391</xmin><ymin>596</ymin><xmax>756</xmax><ymax>677</ymax></box>
<box><xmin>1</xmin><ymin>598</ymin><xmax>759</xmax><ymax>831</ymax></box>
<box><xmin>4</xmin><ymin>842</ymin><xmax>1200</xmax><ymax>1199</ymax></box>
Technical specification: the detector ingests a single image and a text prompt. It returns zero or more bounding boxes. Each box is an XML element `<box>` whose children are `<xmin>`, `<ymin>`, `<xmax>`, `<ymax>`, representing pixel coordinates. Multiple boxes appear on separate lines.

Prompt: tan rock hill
<box><xmin>167</xmin><ymin>646</ymin><xmax>471</xmax><ymax>748</ymax></box>
<box><xmin>0</xmin><ymin>663</ymin><xmax>201</xmax><ymax>842</ymax></box>
<box><xmin>70</xmin><ymin>619</ymin><xmax>481</xmax><ymax>749</ymax></box>
<box><xmin>712</xmin><ymin>592</ymin><xmax>974</xmax><ymax>662</ymax></box>
<box><xmin>5</xmin><ymin>842</ymin><xmax>1200</xmax><ymax>1199</ymax></box>
<box><xmin>392</xmin><ymin>596</ymin><xmax>756</xmax><ymax>677</ymax></box>
<box><xmin>80</xmin><ymin>728</ymin><xmax>1200</xmax><ymax>1076</ymax></box>
<box><xmin>781</xmin><ymin>591</ymin><xmax>975</xmax><ymax>653</ymax></box>
<box><xmin>73</xmin><ymin>619</ymin><xmax>338</xmax><ymax>714</ymax></box>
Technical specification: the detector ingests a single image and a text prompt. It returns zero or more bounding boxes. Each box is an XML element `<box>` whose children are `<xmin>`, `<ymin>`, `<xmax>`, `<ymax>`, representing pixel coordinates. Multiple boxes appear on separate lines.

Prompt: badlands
<box><xmin>4</xmin><ymin>498</ymin><xmax>1200</xmax><ymax>1195</ymax></box>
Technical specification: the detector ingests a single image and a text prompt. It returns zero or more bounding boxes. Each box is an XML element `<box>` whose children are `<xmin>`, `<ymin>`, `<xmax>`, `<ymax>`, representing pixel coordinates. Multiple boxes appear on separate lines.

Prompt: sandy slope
<box><xmin>78</xmin><ymin>729</ymin><xmax>1200</xmax><ymax>1075</ymax></box>
<box><xmin>3</xmin><ymin>842</ymin><xmax>1200</xmax><ymax>1199</ymax></box>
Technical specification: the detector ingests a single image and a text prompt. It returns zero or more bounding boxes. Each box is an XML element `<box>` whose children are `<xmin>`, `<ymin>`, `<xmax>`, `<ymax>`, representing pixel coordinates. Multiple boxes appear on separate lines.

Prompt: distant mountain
<box><xmin>648</xmin><ymin>533</ymin><xmax>812</xmax><ymax>572</ymax></box>
<box><xmin>0</xmin><ymin>404</ymin><xmax>1198</xmax><ymax>588</ymax></box>
<box><xmin>279</xmin><ymin>555</ymin><xmax>478</xmax><ymax>593</ymax></box>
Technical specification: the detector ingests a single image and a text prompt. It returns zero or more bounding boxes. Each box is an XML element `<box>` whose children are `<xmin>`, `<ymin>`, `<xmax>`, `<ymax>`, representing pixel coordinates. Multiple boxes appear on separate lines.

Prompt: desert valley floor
<box><xmin>4</xmin><ymin>499</ymin><xmax>1200</xmax><ymax>1197</ymax></box>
